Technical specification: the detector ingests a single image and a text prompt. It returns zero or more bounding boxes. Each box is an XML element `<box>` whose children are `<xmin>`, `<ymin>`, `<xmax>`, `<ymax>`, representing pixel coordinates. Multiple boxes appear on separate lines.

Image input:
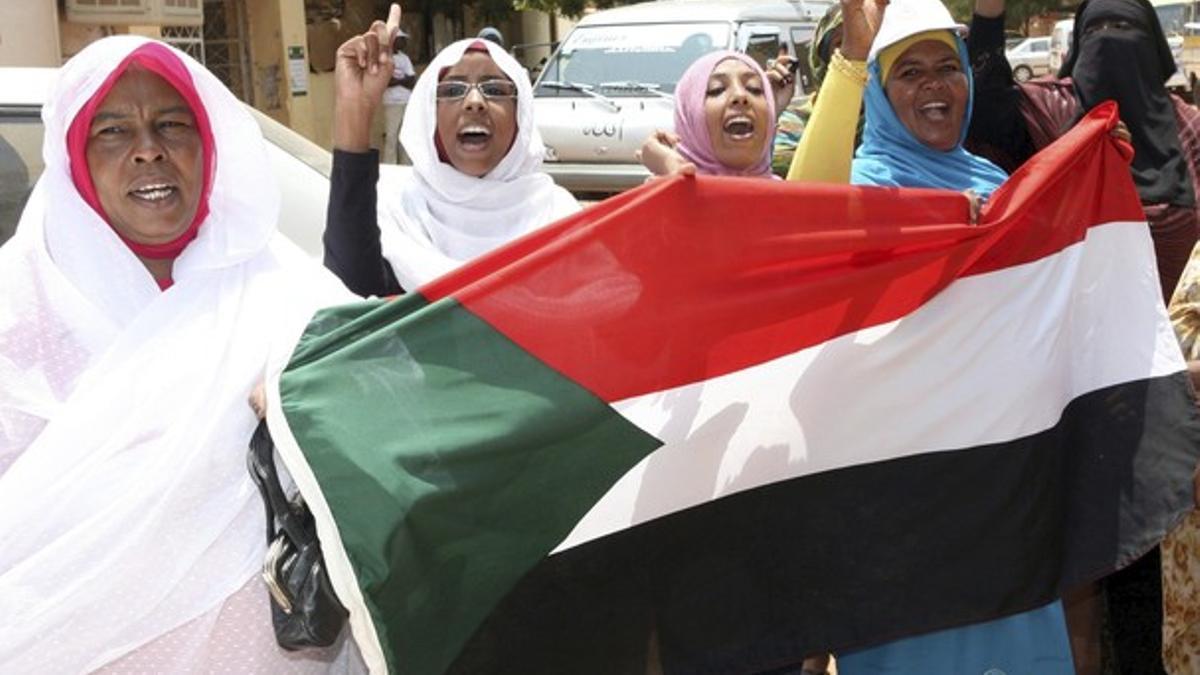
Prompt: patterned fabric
<box><xmin>772</xmin><ymin>100</ymin><xmax>811</xmax><ymax>177</ymax></box>
<box><xmin>1171</xmin><ymin>245</ymin><xmax>1200</xmax><ymax>358</ymax></box>
<box><xmin>809</xmin><ymin>5</ymin><xmax>844</xmax><ymax>89</ymax></box>
<box><xmin>772</xmin><ymin>3</ymin><xmax>838</xmax><ymax>178</ymax></box>
<box><xmin>1163</xmin><ymin>510</ymin><xmax>1200</xmax><ymax>675</ymax></box>
<box><xmin>1166</xmin><ymin>247</ymin><xmax>1200</xmax><ymax>675</ymax></box>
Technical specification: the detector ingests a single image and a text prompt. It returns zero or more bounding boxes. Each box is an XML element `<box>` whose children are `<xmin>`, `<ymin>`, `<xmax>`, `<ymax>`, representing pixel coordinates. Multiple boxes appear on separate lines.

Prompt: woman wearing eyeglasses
<box><xmin>325</xmin><ymin>4</ymin><xmax>579</xmax><ymax>295</ymax></box>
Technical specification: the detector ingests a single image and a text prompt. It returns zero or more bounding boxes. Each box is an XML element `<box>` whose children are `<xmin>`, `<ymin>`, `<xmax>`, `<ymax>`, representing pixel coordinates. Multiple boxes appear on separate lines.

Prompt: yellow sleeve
<box><xmin>785</xmin><ymin>53</ymin><xmax>867</xmax><ymax>184</ymax></box>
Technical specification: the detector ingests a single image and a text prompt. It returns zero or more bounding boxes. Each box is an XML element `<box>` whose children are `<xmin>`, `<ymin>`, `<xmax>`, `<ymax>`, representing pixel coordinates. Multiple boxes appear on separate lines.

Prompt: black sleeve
<box><xmin>323</xmin><ymin>148</ymin><xmax>405</xmax><ymax>297</ymax></box>
<box><xmin>965</xmin><ymin>12</ymin><xmax>1035</xmax><ymax>172</ymax></box>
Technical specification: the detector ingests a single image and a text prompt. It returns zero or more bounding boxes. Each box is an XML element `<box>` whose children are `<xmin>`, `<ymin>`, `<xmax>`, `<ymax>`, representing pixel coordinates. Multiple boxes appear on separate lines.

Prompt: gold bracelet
<box><xmin>830</xmin><ymin>50</ymin><xmax>869</xmax><ymax>86</ymax></box>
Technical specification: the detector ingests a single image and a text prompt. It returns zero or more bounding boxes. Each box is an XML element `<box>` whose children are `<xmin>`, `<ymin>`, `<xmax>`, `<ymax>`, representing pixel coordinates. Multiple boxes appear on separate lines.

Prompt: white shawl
<box><xmin>379</xmin><ymin>38</ymin><xmax>579</xmax><ymax>290</ymax></box>
<box><xmin>0</xmin><ymin>36</ymin><xmax>351</xmax><ymax>671</ymax></box>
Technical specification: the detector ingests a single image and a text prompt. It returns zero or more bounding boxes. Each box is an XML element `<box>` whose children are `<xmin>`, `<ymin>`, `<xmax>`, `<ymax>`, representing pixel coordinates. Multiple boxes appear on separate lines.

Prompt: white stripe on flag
<box><xmin>554</xmin><ymin>220</ymin><xmax>1184</xmax><ymax>554</ymax></box>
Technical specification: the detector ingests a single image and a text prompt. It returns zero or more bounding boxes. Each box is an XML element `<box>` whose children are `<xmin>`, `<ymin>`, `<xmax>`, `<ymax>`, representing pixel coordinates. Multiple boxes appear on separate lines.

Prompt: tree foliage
<box><xmin>379</xmin><ymin>0</ymin><xmax>638</xmax><ymax>22</ymax></box>
<box><xmin>496</xmin><ymin>0</ymin><xmax>1073</xmax><ymax>27</ymax></box>
<box><xmin>515</xmin><ymin>0</ymin><xmax>641</xmax><ymax>18</ymax></box>
<box><xmin>383</xmin><ymin>0</ymin><xmax>1075</xmax><ymax>30</ymax></box>
<box><xmin>944</xmin><ymin>0</ymin><xmax>1074</xmax><ymax>32</ymax></box>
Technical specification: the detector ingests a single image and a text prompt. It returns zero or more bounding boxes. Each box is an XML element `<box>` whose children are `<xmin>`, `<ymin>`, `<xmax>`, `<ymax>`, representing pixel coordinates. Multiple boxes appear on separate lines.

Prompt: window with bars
<box><xmin>162</xmin><ymin>24</ymin><xmax>205</xmax><ymax>62</ymax></box>
<box><xmin>71</xmin><ymin>0</ymin><xmax>146</xmax><ymax>8</ymax></box>
<box><xmin>202</xmin><ymin>0</ymin><xmax>253</xmax><ymax>103</ymax></box>
<box><xmin>65</xmin><ymin>0</ymin><xmax>201</xmax><ymax>25</ymax></box>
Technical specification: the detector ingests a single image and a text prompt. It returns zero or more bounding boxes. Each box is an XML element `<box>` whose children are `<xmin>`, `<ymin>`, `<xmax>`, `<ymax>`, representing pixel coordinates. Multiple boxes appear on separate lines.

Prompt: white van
<box><xmin>1048</xmin><ymin>18</ymin><xmax>1073</xmax><ymax>74</ymax></box>
<box><xmin>1152</xmin><ymin>0</ymin><xmax>1193</xmax><ymax>93</ymax></box>
<box><xmin>533</xmin><ymin>0</ymin><xmax>833</xmax><ymax>194</ymax></box>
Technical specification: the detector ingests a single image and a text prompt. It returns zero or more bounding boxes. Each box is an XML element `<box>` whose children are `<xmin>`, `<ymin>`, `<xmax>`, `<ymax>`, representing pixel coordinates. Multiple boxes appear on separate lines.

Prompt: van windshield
<box><xmin>535</xmin><ymin>22</ymin><xmax>731</xmax><ymax>97</ymax></box>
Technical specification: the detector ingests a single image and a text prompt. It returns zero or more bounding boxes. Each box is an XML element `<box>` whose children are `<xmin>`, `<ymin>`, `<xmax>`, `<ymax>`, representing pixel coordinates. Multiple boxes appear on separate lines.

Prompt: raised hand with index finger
<box><xmin>333</xmin><ymin>3</ymin><xmax>403</xmax><ymax>152</ymax></box>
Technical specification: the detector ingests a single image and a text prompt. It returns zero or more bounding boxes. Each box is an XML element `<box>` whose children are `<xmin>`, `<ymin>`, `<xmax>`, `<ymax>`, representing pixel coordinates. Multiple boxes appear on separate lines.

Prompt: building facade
<box><xmin>0</xmin><ymin>0</ymin><xmax>575</xmax><ymax>149</ymax></box>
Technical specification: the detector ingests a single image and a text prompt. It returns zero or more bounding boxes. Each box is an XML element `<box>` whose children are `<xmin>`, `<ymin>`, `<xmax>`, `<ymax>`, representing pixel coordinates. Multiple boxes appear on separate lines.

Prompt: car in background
<box><xmin>532</xmin><ymin>0</ymin><xmax>833</xmax><ymax>195</ymax></box>
<box><xmin>0</xmin><ymin>67</ymin><xmax>408</xmax><ymax>255</ymax></box>
<box><xmin>1043</xmin><ymin>8</ymin><xmax>1188</xmax><ymax>96</ymax></box>
<box><xmin>1048</xmin><ymin>18</ymin><xmax>1073</xmax><ymax>74</ymax></box>
<box><xmin>1005</xmin><ymin>36</ymin><xmax>1051</xmax><ymax>82</ymax></box>
<box><xmin>1167</xmin><ymin>33</ymin><xmax>1189</xmax><ymax>92</ymax></box>
<box><xmin>1150</xmin><ymin>0</ymin><xmax>1195</xmax><ymax>96</ymax></box>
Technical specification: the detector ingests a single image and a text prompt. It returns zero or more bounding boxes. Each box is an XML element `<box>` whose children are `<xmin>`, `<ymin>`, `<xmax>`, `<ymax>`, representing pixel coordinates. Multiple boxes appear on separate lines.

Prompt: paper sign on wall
<box><xmin>287</xmin><ymin>45</ymin><xmax>308</xmax><ymax>96</ymax></box>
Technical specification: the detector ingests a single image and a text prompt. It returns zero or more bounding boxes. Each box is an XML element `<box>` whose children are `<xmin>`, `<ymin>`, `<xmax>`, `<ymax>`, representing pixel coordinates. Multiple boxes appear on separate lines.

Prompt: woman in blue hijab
<box><xmin>787</xmin><ymin>0</ymin><xmax>1008</xmax><ymax>204</ymax></box>
<box><xmin>788</xmin><ymin>0</ymin><xmax>1075</xmax><ymax>672</ymax></box>
<box><xmin>850</xmin><ymin>28</ymin><xmax>1009</xmax><ymax>196</ymax></box>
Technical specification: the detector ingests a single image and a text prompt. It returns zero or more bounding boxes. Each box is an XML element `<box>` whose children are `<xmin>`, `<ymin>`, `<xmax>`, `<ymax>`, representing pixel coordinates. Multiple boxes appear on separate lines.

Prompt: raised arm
<box><xmin>323</xmin><ymin>3</ymin><xmax>405</xmax><ymax>297</ymax></box>
<box><xmin>964</xmin><ymin>0</ymin><xmax>1034</xmax><ymax>172</ymax></box>
<box><xmin>786</xmin><ymin>0</ymin><xmax>883</xmax><ymax>183</ymax></box>
<box><xmin>324</xmin><ymin>150</ymin><xmax>402</xmax><ymax>296</ymax></box>
<box><xmin>975</xmin><ymin>0</ymin><xmax>1004</xmax><ymax>18</ymax></box>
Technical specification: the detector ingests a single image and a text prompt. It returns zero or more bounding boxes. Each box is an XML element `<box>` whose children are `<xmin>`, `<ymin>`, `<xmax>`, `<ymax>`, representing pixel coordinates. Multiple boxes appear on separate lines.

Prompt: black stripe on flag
<box><xmin>447</xmin><ymin>372</ymin><xmax>1200</xmax><ymax>675</ymax></box>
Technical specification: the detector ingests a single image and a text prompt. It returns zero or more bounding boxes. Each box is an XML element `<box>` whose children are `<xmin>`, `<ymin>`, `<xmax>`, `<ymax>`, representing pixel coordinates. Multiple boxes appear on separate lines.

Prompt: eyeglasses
<box><xmin>435</xmin><ymin>79</ymin><xmax>518</xmax><ymax>101</ymax></box>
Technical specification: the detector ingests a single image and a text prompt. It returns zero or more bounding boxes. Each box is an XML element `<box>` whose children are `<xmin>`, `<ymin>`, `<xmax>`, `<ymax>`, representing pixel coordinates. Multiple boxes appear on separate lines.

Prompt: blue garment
<box><xmin>843</xmin><ymin>31</ymin><xmax>1073</xmax><ymax>675</ymax></box>
<box><xmin>851</xmin><ymin>35</ymin><xmax>1009</xmax><ymax>197</ymax></box>
<box><xmin>837</xmin><ymin>601</ymin><xmax>1075</xmax><ymax>675</ymax></box>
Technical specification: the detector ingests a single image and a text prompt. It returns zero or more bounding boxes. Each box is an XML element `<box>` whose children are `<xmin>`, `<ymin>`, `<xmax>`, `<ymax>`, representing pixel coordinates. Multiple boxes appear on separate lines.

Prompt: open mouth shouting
<box><xmin>434</xmin><ymin>51</ymin><xmax>519</xmax><ymax>177</ymax></box>
<box><xmin>883</xmin><ymin>40</ymin><xmax>970</xmax><ymax>152</ymax></box>
<box><xmin>456</xmin><ymin>124</ymin><xmax>493</xmax><ymax>153</ymax></box>
<box><xmin>917</xmin><ymin>99</ymin><xmax>952</xmax><ymax>123</ymax></box>
<box><xmin>723</xmin><ymin>115</ymin><xmax>757</xmax><ymax>142</ymax></box>
<box><xmin>901</xmin><ymin>90</ymin><xmax>966</xmax><ymax>151</ymax></box>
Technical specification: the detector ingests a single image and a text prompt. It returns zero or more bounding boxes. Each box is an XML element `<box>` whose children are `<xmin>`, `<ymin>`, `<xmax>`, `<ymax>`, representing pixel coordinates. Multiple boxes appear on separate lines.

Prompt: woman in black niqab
<box><xmin>1063</xmin><ymin>0</ymin><xmax>1195</xmax><ymax>207</ymax></box>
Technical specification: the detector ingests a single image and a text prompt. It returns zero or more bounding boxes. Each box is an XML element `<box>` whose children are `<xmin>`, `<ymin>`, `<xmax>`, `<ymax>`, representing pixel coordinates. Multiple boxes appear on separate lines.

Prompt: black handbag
<box><xmin>247</xmin><ymin>421</ymin><xmax>348</xmax><ymax>650</ymax></box>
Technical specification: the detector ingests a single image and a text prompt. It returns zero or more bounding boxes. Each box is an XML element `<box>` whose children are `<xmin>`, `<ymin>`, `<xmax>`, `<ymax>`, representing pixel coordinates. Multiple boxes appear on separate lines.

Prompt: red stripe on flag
<box><xmin>421</xmin><ymin>103</ymin><xmax>1145</xmax><ymax>403</ymax></box>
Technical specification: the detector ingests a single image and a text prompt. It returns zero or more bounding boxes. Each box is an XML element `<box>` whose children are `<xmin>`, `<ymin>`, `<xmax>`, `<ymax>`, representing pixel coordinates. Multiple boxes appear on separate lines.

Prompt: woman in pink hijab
<box><xmin>640</xmin><ymin>50</ymin><xmax>794</xmax><ymax>178</ymax></box>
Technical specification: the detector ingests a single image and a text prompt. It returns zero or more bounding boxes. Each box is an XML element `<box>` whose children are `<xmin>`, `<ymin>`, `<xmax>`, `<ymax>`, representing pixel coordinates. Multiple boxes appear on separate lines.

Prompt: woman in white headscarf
<box><xmin>325</xmin><ymin>4</ymin><xmax>579</xmax><ymax>296</ymax></box>
<box><xmin>0</xmin><ymin>36</ymin><xmax>360</xmax><ymax>672</ymax></box>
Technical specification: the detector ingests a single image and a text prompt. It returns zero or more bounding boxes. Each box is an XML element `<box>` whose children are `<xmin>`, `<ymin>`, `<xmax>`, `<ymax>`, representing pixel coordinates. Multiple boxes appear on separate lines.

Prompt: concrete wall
<box><xmin>0</xmin><ymin>2</ymin><xmax>193</xmax><ymax>67</ymax></box>
<box><xmin>308</xmin><ymin>69</ymin><xmax>336</xmax><ymax>150</ymax></box>
<box><xmin>245</xmin><ymin>0</ymin><xmax>318</xmax><ymax>142</ymax></box>
<box><xmin>124</xmin><ymin>25</ymin><xmax>164</xmax><ymax>39</ymax></box>
<box><xmin>59</xmin><ymin>20</ymin><xmax>108</xmax><ymax>62</ymax></box>
<box><xmin>0</xmin><ymin>1</ymin><xmax>61</xmax><ymax>66</ymax></box>
<box><xmin>279</xmin><ymin>0</ymin><xmax>317</xmax><ymax>141</ymax></box>
<box><xmin>516</xmin><ymin>10</ymin><xmax>578</xmax><ymax>70</ymax></box>
<box><xmin>4</xmin><ymin>0</ymin><xmax>581</xmax><ymax>150</ymax></box>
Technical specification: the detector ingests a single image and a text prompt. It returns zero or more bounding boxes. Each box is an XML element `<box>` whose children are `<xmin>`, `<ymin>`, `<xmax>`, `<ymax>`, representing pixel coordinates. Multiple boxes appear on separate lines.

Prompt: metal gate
<box><xmin>201</xmin><ymin>0</ymin><xmax>253</xmax><ymax>102</ymax></box>
<box><xmin>161</xmin><ymin>24</ymin><xmax>205</xmax><ymax>62</ymax></box>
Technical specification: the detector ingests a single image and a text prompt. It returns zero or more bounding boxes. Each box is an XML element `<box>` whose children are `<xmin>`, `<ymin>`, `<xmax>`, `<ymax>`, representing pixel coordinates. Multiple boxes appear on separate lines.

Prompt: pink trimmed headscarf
<box><xmin>65</xmin><ymin>42</ymin><xmax>216</xmax><ymax>273</ymax></box>
<box><xmin>673</xmin><ymin>50</ymin><xmax>777</xmax><ymax>177</ymax></box>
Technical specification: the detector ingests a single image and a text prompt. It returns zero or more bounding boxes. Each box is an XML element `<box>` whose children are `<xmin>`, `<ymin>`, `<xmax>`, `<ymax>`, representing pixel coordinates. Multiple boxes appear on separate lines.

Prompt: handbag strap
<box><xmin>248</xmin><ymin>421</ymin><xmax>279</xmax><ymax>541</ymax></box>
<box><xmin>248</xmin><ymin>421</ymin><xmax>314</xmax><ymax>544</ymax></box>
